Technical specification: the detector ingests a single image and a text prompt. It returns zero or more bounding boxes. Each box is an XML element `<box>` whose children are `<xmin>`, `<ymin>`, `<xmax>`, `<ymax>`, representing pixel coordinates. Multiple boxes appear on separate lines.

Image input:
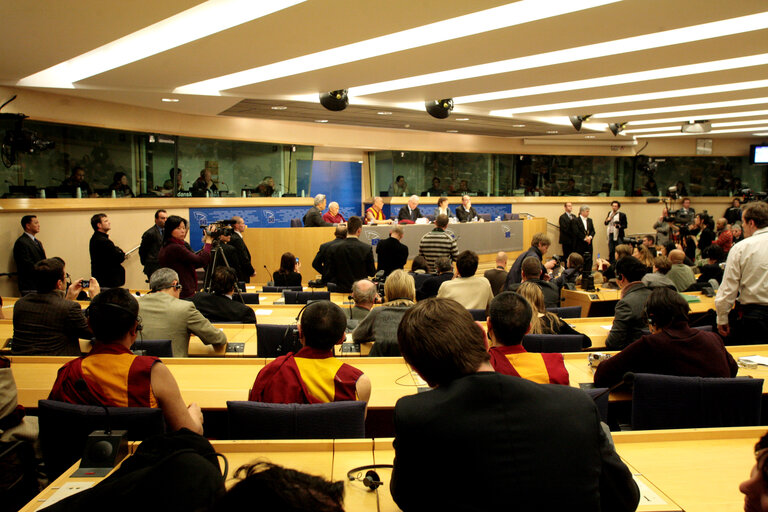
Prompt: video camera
<box><xmin>739</xmin><ymin>188</ymin><xmax>768</xmax><ymax>204</ymax></box>
<box><xmin>201</xmin><ymin>219</ymin><xmax>237</xmax><ymax>239</ymax></box>
<box><xmin>1</xmin><ymin>95</ymin><xmax>55</xmax><ymax>167</ymax></box>
<box><xmin>371</xmin><ymin>270</ymin><xmax>386</xmax><ymax>297</ymax></box>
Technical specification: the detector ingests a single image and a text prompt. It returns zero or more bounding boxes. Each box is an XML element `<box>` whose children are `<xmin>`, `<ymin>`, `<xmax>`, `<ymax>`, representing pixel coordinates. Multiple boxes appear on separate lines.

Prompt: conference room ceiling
<box><xmin>4</xmin><ymin>0</ymin><xmax>768</xmax><ymax>141</ymax></box>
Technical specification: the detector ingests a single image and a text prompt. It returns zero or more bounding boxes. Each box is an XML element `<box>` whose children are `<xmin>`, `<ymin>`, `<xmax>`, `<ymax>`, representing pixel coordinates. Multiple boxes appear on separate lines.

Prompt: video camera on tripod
<box><xmin>201</xmin><ymin>219</ymin><xmax>237</xmax><ymax>241</ymax></box>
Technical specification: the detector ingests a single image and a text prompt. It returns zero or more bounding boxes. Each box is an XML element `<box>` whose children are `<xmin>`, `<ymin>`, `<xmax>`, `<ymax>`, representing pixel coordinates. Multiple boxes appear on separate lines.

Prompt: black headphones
<box><xmin>346</xmin><ymin>464</ymin><xmax>393</xmax><ymax>491</ymax></box>
<box><xmin>85</xmin><ymin>302</ymin><xmax>143</xmax><ymax>332</ymax></box>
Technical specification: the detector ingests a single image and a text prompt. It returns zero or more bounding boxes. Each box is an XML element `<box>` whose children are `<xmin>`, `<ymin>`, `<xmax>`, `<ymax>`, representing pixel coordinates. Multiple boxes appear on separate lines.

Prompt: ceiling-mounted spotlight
<box><xmin>425</xmin><ymin>98</ymin><xmax>454</xmax><ymax>119</ymax></box>
<box><xmin>569</xmin><ymin>115</ymin><xmax>592</xmax><ymax>131</ymax></box>
<box><xmin>319</xmin><ymin>89</ymin><xmax>349</xmax><ymax>111</ymax></box>
<box><xmin>609</xmin><ymin>122</ymin><xmax>627</xmax><ymax>136</ymax></box>
<box><xmin>680</xmin><ymin>120</ymin><xmax>711</xmax><ymax>133</ymax></box>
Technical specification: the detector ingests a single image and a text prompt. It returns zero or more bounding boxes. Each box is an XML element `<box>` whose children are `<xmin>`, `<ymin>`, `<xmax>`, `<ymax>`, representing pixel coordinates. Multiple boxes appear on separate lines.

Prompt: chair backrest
<box><xmin>546</xmin><ymin>306</ymin><xmax>582</xmax><ymax>319</ymax></box>
<box><xmin>38</xmin><ymin>400</ymin><xmax>165</xmax><ymax>480</ymax></box>
<box><xmin>478</xmin><ymin>213</ymin><xmax>492</xmax><ymax>222</ymax></box>
<box><xmin>227</xmin><ymin>401</ymin><xmax>366</xmax><ymax>439</ymax></box>
<box><xmin>521</xmin><ymin>334</ymin><xmax>583</xmax><ymax>353</ymax></box>
<box><xmin>240</xmin><ymin>292</ymin><xmax>260</xmax><ymax>304</ymax></box>
<box><xmin>262</xmin><ymin>286</ymin><xmax>302</xmax><ymax>293</ymax></box>
<box><xmin>130</xmin><ymin>339</ymin><xmax>174</xmax><ymax>357</ymax></box>
<box><xmin>467</xmin><ymin>309</ymin><xmax>487</xmax><ymax>321</ymax></box>
<box><xmin>283</xmin><ymin>291</ymin><xmax>331</xmax><ymax>304</ymax></box>
<box><xmin>503</xmin><ymin>213</ymin><xmax>519</xmax><ymax>221</ymax></box>
<box><xmin>256</xmin><ymin>324</ymin><xmax>301</xmax><ymax>357</ymax></box>
<box><xmin>290</xmin><ymin>218</ymin><xmax>302</xmax><ymax>227</ymax></box>
<box><xmin>631</xmin><ymin>373</ymin><xmax>763</xmax><ymax>430</ymax></box>
<box><xmin>584</xmin><ymin>388</ymin><xmax>609</xmax><ymax>424</ymax></box>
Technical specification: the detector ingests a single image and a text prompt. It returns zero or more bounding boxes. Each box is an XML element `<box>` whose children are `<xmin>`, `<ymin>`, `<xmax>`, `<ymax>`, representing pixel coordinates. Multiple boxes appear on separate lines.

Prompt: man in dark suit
<box><xmin>390</xmin><ymin>298</ymin><xmax>640</xmax><ymax>512</ymax></box>
<box><xmin>89</xmin><ymin>213</ymin><xmax>126</xmax><ymax>288</ymax></box>
<box><xmin>312</xmin><ymin>225</ymin><xmax>347</xmax><ymax>284</ymax></box>
<box><xmin>571</xmin><ymin>204</ymin><xmax>596</xmax><ymax>270</ymax></box>
<box><xmin>325</xmin><ymin>216</ymin><xmax>375</xmax><ymax>293</ymax></box>
<box><xmin>13</xmin><ymin>215</ymin><xmax>46</xmax><ymax>295</ymax></box>
<box><xmin>454</xmin><ymin>195</ymin><xmax>481</xmax><ymax>222</ymax></box>
<box><xmin>139</xmin><ymin>209</ymin><xmax>167</xmax><ymax>281</ymax></box>
<box><xmin>605</xmin><ymin>200</ymin><xmax>628</xmax><ymax>264</ymax></box>
<box><xmin>483</xmin><ymin>251</ymin><xmax>508</xmax><ymax>296</ymax></box>
<box><xmin>505</xmin><ymin>233</ymin><xmax>556</xmax><ymax>288</ymax></box>
<box><xmin>375</xmin><ymin>226</ymin><xmax>408</xmax><ymax>277</ymax></box>
<box><xmin>191</xmin><ymin>267</ymin><xmax>256</xmax><ymax>324</ymax></box>
<box><xmin>397</xmin><ymin>195</ymin><xmax>423</xmax><ymax>223</ymax></box>
<box><xmin>507</xmin><ymin>256</ymin><xmax>561</xmax><ymax>308</ymax></box>
<box><xmin>558</xmin><ymin>201</ymin><xmax>576</xmax><ymax>259</ymax></box>
<box><xmin>417</xmin><ymin>256</ymin><xmax>453</xmax><ymax>300</ymax></box>
<box><xmin>229</xmin><ymin>216</ymin><xmax>255</xmax><ymax>283</ymax></box>
<box><xmin>303</xmin><ymin>194</ymin><xmax>332</xmax><ymax>227</ymax></box>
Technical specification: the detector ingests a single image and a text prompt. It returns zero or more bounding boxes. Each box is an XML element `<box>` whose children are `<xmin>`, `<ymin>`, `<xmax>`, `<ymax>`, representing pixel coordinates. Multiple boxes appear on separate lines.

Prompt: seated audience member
<box><xmin>605</xmin><ymin>256</ymin><xmax>652</xmax><ymax>349</ymax></box>
<box><xmin>209</xmin><ymin>462</ymin><xmax>344</xmax><ymax>512</ymax></box>
<box><xmin>713</xmin><ymin>217</ymin><xmax>734</xmax><ymax>253</ymax></box>
<box><xmin>740</xmin><ymin>432</ymin><xmax>768</xmax><ymax>512</ymax></box>
<box><xmin>433</xmin><ymin>196</ymin><xmax>452</xmax><ymax>218</ymax></box>
<box><xmin>418</xmin><ymin>256</ymin><xmax>454</xmax><ymax>300</ymax></box>
<box><xmin>48</xmin><ymin>288</ymin><xmax>203</xmax><ymax>435</ymax></box>
<box><xmin>408</xmin><ymin>255</ymin><xmax>433</xmax><ymax>294</ymax></box>
<box><xmin>661</xmin><ymin>241</ymin><xmax>695</xmax><ymax>265</ymax></box>
<box><xmin>250</xmin><ymin>301</ymin><xmax>371</xmax><ymax>404</ymax></box>
<box><xmin>138</xmin><ymin>268</ymin><xmax>227</xmax><ymax>357</ymax></box>
<box><xmin>109</xmin><ymin>172</ymin><xmax>134</xmax><ymax>197</ymax></box>
<box><xmin>391</xmin><ymin>298</ymin><xmax>640</xmax><ymax>511</ymax></box>
<box><xmin>0</xmin><ymin>356</ymin><xmax>39</xmax><ymax>445</ymax></box>
<box><xmin>272</xmin><ymin>252</ymin><xmax>302</xmax><ymax>287</ymax></box>
<box><xmin>191</xmin><ymin>267</ymin><xmax>256</xmax><ymax>324</ymax></box>
<box><xmin>312</xmin><ymin>226</ymin><xmax>346</xmax><ymax>284</ymax></box>
<box><xmin>666</xmin><ymin>249</ymin><xmax>696</xmax><ymax>292</ymax></box>
<box><xmin>506</xmin><ymin>233</ymin><xmax>556</xmax><ymax>286</ymax></box>
<box><xmin>487</xmin><ymin>292</ymin><xmax>569</xmax><ymax>384</ymax></box>
<box><xmin>191</xmin><ymin>169</ymin><xmax>218</xmax><ymax>196</ymax></box>
<box><xmin>424</xmin><ymin>178</ymin><xmax>444</xmax><ymax>197</ymax></box>
<box><xmin>437</xmin><ymin>250</ymin><xmax>494</xmax><ymax>311</ymax></box>
<box><xmin>697</xmin><ymin>245</ymin><xmax>726</xmax><ymax>285</ymax></box>
<box><xmin>724</xmin><ymin>197</ymin><xmax>743</xmax><ymax>225</ymax></box>
<box><xmin>321</xmin><ymin>201</ymin><xmax>345</xmax><ymax>224</ymax></box>
<box><xmin>553</xmin><ymin>252</ymin><xmax>583</xmax><ymax>290</ymax></box>
<box><xmin>12</xmin><ymin>258</ymin><xmax>98</xmax><ymax>356</ymax></box>
<box><xmin>506</xmin><ymin>256</ymin><xmax>560</xmax><ymax>308</ymax></box>
<box><xmin>345</xmin><ymin>279</ymin><xmax>378</xmax><ymax>327</ymax></box>
<box><xmin>354</xmin><ymin>270</ymin><xmax>416</xmax><ymax>357</ymax></box>
<box><xmin>375</xmin><ymin>225</ymin><xmax>408</xmax><ymax>277</ymax></box>
<box><xmin>594</xmin><ymin>287</ymin><xmax>737</xmax><ymax>387</ymax></box>
<box><xmin>731</xmin><ymin>222</ymin><xmax>744</xmax><ymax>244</ymax></box>
<box><xmin>483</xmin><ymin>251</ymin><xmax>508</xmax><ymax>296</ymax></box>
<box><xmin>595</xmin><ymin>244</ymin><xmax>632</xmax><ymax>280</ymax></box>
<box><xmin>642</xmin><ymin>255</ymin><xmax>677</xmax><ymax>289</ymax></box>
<box><xmin>641</xmin><ymin>235</ymin><xmax>658</xmax><ymax>257</ymax></box>
<box><xmin>633</xmin><ymin>244</ymin><xmax>655</xmax><ymax>273</ymax></box>
<box><xmin>516</xmin><ymin>282</ymin><xmax>591</xmax><ymax>348</ymax></box>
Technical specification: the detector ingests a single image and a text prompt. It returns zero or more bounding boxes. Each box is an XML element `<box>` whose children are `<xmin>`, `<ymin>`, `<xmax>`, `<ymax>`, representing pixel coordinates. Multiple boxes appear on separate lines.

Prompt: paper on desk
<box><xmin>254</xmin><ymin>309</ymin><xmax>273</xmax><ymax>316</ymax></box>
<box><xmin>601</xmin><ymin>325</ymin><xmax>613</xmax><ymax>331</ymax></box>
<box><xmin>38</xmin><ymin>481</ymin><xmax>96</xmax><ymax>509</ymax></box>
<box><xmin>739</xmin><ymin>356</ymin><xmax>768</xmax><ymax>366</ymax></box>
<box><xmin>632</xmin><ymin>476</ymin><xmax>667</xmax><ymax>505</ymax></box>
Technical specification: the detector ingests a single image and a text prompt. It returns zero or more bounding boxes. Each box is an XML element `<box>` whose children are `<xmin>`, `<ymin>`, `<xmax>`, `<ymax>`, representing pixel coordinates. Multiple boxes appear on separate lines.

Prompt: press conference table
<box><xmin>21</xmin><ymin>427</ymin><xmax>764</xmax><ymax>512</ymax></box>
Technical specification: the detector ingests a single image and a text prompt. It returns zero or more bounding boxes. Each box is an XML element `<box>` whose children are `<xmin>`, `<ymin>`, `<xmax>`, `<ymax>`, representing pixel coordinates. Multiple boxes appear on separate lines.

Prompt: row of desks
<box><xmin>9</xmin><ymin>345</ymin><xmax>768</xmax><ymax>411</ymax></box>
<box><xmin>21</xmin><ymin>426</ymin><xmax>765</xmax><ymax>512</ymax></box>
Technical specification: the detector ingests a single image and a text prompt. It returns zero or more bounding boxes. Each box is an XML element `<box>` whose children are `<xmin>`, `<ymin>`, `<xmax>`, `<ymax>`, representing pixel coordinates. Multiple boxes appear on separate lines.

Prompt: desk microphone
<box><xmin>264</xmin><ymin>264</ymin><xmax>274</xmax><ymax>283</ymax></box>
<box><xmin>592</xmin><ymin>372</ymin><xmax>635</xmax><ymax>400</ymax></box>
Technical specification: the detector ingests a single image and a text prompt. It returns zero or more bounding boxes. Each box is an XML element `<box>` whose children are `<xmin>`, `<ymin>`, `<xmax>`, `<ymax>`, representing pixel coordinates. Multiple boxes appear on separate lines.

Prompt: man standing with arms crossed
<box><xmin>139</xmin><ymin>209</ymin><xmax>167</xmax><ymax>282</ymax></box>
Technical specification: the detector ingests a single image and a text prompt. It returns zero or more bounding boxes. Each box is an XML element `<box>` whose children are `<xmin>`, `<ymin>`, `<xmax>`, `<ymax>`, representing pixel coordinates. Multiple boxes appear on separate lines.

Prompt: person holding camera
<box><xmin>272</xmin><ymin>252</ymin><xmax>302</xmax><ymax>286</ymax></box>
<box><xmin>605</xmin><ymin>201</ymin><xmax>627</xmax><ymax>265</ymax></box>
<box><xmin>158</xmin><ymin>215</ymin><xmax>213</xmax><ymax>299</ymax></box>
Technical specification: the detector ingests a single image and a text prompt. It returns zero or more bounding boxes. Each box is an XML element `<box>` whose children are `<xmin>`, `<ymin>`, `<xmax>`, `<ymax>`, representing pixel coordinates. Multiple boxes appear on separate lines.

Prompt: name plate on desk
<box><xmin>226</xmin><ymin>343</ymin><xmax>245</xmax><ymax>353</ymax></box>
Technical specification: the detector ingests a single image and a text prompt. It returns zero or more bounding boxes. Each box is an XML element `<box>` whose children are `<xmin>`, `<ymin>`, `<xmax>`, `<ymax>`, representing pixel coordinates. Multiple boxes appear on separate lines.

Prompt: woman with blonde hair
<box><xmin>515</xmin><ymin>282</ymin><xmax>591</xmax><ymax>348</ymax></box>
<box><xmin>633</xmin><ymin>245</ymin><xmax>655</xmax><ymax>273</ymax></box>
<box><xmin>353</xmin><ymin>269</ymin><xmax>416</xmax><ymax>356</ymax></box>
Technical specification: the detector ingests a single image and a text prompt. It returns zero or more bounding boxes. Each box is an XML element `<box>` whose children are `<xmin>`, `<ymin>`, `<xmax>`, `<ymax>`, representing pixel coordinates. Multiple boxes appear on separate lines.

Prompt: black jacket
<box><xmin>190</xmin><ymin>292</ymin><xmax>256</xmax><ymax>324</ymax></box>
<box><xmin>139</xmin><ymin>225</ymin><xmax>163</xmax><ymax>279</ymax></box>
<box><xmin>508</xmin><ymin>279</ymin><xmax>561</xmax><ymax>308</ymax></box>
<box><xmin>312</xmin><ymin>237</ymin><xmax>345</xmax><ymax>283</ymax></box>
<box><xmin>506</xmin><ymin>246</ymin><xmax>544</xmax><ymax>287</ymax></box>
<box><xmin>325</xmin><ymin>237</ymin><xmax>376</xmax><ymax>292</ymax></box>
<box><xmin>454</xmin><ymin>205</ymin><xmax>479</xmax><ymax>223</ymax></box>
<box><xmin>89</xmin><ymin>231</ymin><xmax>126</xmax><ymax>287</ymax></box>
<box><xmin>558</xmin><ymin>212</ymin><xmax>575</xmax><ymax>245</ymax></box>
<box><xmin>417</xmin><ymin>272</ymin><xmax>453</xmax><ymax>300</ymax></box>
<box><xmin>13</xmin><ymin>234</ymin><xmax>46</xmax><ymax>294</ymax></box>
<box><xmin>571</xmin><ymin>215</ymin><xmax>596</xmax><ymax>254</ymax></box>
<box><xmin>604</xmin><ymin>211</ymin><xmax>628</xmax><ymax>240</ymax></box>
<box><xmin>303</xmin><ymin>206</ymin><xmax>332</xmax><ymax>227</ymax></box>
<box><xmin>376</xmin><ymin>236</ymin><xmax>409</xmax><ymax>276</ymax></box>
<box><xmin>228</xmin><ymin>233</ymin><xmax>255</xmax><ymax>282</ymax></box>
<box><xmin>397</xmin><ymin>206</ymin><xmax>423</xmax><ymax>222</ymax></box>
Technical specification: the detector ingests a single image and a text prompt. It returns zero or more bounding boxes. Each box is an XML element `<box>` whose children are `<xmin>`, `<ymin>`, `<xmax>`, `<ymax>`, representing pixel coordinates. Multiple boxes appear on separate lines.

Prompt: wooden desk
<box><xmin>562</xmin><ymin>289</ymin><xmax>715</xmax><ymax>318</ymax></box>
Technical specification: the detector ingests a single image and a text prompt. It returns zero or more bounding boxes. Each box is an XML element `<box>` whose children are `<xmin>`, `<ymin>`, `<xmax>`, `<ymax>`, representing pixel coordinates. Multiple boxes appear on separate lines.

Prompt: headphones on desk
<box><xmin>346</xmin><ymin>464</ymin><xmax>394</xmax><ymax>491</ymax></box>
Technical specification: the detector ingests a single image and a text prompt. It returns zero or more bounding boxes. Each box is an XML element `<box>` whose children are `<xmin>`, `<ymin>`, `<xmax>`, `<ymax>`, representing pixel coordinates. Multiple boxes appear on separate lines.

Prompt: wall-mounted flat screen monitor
<box><xmin>750</xmin><ymin>144</ymin><xmax>768</xmax><ymax>164</ymax></box>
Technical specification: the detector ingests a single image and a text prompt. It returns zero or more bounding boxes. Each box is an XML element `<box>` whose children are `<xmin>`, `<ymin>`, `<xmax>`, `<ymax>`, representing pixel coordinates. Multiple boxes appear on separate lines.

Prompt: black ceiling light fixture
<box><xmin>319</xmin><ymin>89</ymin><xmax>349</xmax><ymax>111</ymax></box>
<box><xmin>569</xmin><ymin>115</ymin><xmax>593</xmax><ymax>131</ymax></box>
<box><xmin>425</xmin><ymin>98</ymin><xmax>454</xmax><ymax>119</ymax></box>
<box><xmin>609</xmin><ymin>122</ymin><xmax>627</xmax><ymax>136</ymax></box>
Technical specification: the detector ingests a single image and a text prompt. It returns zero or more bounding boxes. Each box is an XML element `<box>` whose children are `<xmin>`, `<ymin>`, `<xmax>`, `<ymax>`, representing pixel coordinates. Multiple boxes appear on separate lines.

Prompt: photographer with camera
<box><xmin>605</xmin><ymin>201</ymin><xmax>627</xmax><ymax>265</ymax></box>
<box><xmin>158</xmin><ymin>215</ymin><xmax>213</xmax><ymax>299</ymax></box>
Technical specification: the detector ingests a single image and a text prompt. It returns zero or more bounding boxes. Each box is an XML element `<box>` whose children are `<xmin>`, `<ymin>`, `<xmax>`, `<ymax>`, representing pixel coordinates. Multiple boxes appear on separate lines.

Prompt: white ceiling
<box><xmin>3</xmin><ymin>0</ymin><xmax>768</xmax><ymax>140</ymax></box>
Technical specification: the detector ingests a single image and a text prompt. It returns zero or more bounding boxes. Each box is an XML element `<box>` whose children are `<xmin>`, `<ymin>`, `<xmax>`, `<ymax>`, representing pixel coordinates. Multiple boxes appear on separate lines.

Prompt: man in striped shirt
<box><xmin>418</xmin><ymin>214</ymin><xmax>457</xmax><ymax>270</ymax></box>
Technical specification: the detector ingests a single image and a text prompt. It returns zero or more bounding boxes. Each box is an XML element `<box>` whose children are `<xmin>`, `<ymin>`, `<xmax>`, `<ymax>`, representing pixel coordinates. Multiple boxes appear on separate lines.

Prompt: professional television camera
<box><xmin>1</xmin><ymin>96</ymin><xmax>55</xmax><ymax>167</ymax></box>
<box><xmin>739</xmin><ymin>188</ymin><xmax>768</xmax><ymax>204</ymax></box>
<box><xmin>201</xmin><ymin>219</ymin><xmax>237</xmax><ymax>240</ymax></box>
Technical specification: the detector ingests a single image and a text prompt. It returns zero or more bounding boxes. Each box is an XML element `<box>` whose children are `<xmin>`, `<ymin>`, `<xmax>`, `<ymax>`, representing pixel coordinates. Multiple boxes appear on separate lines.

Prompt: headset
<box><xmin>346</xmin><ymin>464</ymin><xmax>393</xmax><ymax>491</ymax></box>
<box><xmin>85</xmin><ymin>301</ymin><xmax>143</xmax><ymax>332</ymax></box>
<box><xmin>279</xmin><ymin>302</ymin><xmax>310</xmax><ymax>355</ymax></box>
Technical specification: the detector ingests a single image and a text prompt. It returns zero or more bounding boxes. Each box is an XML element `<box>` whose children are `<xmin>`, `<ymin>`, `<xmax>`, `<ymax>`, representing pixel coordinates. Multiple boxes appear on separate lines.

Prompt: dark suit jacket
<box><xmin>89</xmin><ymin>231</ymin><xmax>126</xmax><ymax>287</ymax></box>
<box><xmin>508</xmin><ymin>279</ymin><xmax>560</xmax><ymax>308</ymax></box>
<box><xmin>417</xmin><ymin>272</ymin><xmax>453</xmax><ymax>300</ymax></box>
<box><xmin>483</xmin><ymin>268</ymin><xmax>508</xmax><ymax>296</ymax></box>
<box><xmin>11</xmin><ymin>291</ymin><xmax>91</xmax><ymax>356</ymax></box>
<box><xmin>454</xmin><ymin>205</ymin><xmax>479</xmax><ymax>222</ymax></box>
<box><xmin>605</xmin><ymin>282</ymin><xmax>653</xmax><ymax>349</ymax></box>
<box><xmin>604</xmin><ymin>211</ymin><xmax>628</xmax><ymax>240</ymax></box>
<box><xmin>325</xmin><ymin>237</ymin><xmax>376</xmax><ymax>292</ymax></box>
<box><xmin>303</xmin><ymin>206</ymin><xmax>332</xmax><ymax>227</ymax></box>
<box><xmin>13</xmin><ymin>234</ymin><xmax>46</xmax><ymax>294</ymax></box>
<box><xmin>229</xmin><ymin>232</ymin><xmax>255</xmax><ymax>282</ymax></box>
<box><xmin>506</xmin><ymin>246</ymin><xmax>544</xmax><ymax>287</ymax></box>
<box><xmin>139</xmin><ymin>225</ymin><xmax>163</xmax><ymax>279</ymax></box>
<box><xmin>397</xmin><ymin>206</ymin><xmax>423</xmax><ymax>223</ymax></box>
<box><xmin>571</xmin><ymin>215</ymin><xmax>596</xmax><ymax>254</ymax></box>
<box><xmin>558</xmin><ymin>212</ymin><xmax>575</xmax><ymax>245</ymax></box>
<box><xmin>312</xmin><ymin>237</ymin><xmax>345</xmax><ymax>283</ymax></box>
<box><xmin>376</xmin><ymin>236</ymin><xmax>408</xmax><ymax>276</ymax></box>
<box><xmin>391</xmin><ymin>372</ymin><xmax>639</xmax><ymax>512</ymax></box>
<box><xmin>190</xmin><ymin>292</ymin><xmax>257</xmax><ymax>324</ymax></box>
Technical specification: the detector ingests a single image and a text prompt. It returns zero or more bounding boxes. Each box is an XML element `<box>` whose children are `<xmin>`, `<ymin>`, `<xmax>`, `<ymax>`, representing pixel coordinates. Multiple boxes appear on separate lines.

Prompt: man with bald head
<box><xmin>322</xmin><ymin>201</ymin><xmax>345</xmax><ymax>224</ymax></box>
<box><xmin>666</xmin><ymin>249</ymin><xmax>696</xmax><ymax>292</ymax></box>
<box><xmin>397</xmin><ymin>195</ymin><xmax>423</xmax><ymax>223</ymax></box>
<box><xmin>455</xmin><ymin>195</ymin><xmax>482</xmax><ymax>223</ymax></box>
<box><xmin>484</xmin><ymin>252</ymin><xmax>508</xmax><ymax>296</ymax></box>
<box><xmin>713</xmin><ymin>217</ymin><xmax>733</xmax><ymax>253</ymax></box>
<box><xmin>346</xmin><ymin>279</ymin><xmax>378</xmax><ymax>326</ymax></box>
<box><xmin>365</xmin><ymin>196</ymin><xmax>392</xmax><ymax>225</ymax></box>
<box><xmin>376</xmin><ymin>226</ymin><xmax>408</xmax><ymax>277</ymax></box>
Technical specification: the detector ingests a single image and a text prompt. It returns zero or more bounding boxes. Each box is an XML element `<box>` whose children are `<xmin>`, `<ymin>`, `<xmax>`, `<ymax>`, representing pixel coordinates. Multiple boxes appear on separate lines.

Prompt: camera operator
<box><xmin>675</xmin><ymin>197</ymin><xmax>695</xmax><ymax>225</ymax></box>
<box><xmin>158</xmin><ymin>215</ymin><xmax>213</xmax><ymax>299</ymax></box>
<box><xmin>605</xmin><ymin>201</ymin><xmax>627</xmax><ymax>265</ymax></box>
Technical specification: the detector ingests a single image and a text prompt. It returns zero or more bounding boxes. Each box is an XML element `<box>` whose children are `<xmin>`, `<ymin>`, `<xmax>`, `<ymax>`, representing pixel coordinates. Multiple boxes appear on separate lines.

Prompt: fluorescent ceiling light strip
<box><xmin>626</xmin><ymin>109</ymin><xmax>768</xmax><ymax>126</ymax></box>
<box><xmin>623</xmin><ymin>126</ymin><xmax>680</xmax><ymax>134</ymax></box>
<box><xmin>454</xmin><ymin>54</ymin><xmax>768</xmax><ymax>104</ymax></box>
<box><xmin>594</xmin><ymin>97</ymin><xmax>768</xmax><ymax>118</ymax></box>
<box><xmin>174</xmin><ymin>0</ymin><xmax>620</xmax><ymax>95</ymax></box>
<box><xmin>350</xmin><ymin>12</ymin><xmax>768</xmax><ymax>97</ymax></box>
<box><xmin>712</xmin><ymin>119</ymin><xmax>768</xmax><ymax>127</ymax></box>
<box><xmin>490</xmin><ymin>79</ymin><xmax>768</xmax><ymax>116</ymax></box>
<box><xmin>18</xmin><ymin>0</ymin><xmax>307</xmax><ymax>88</ymax></box>
<box><xmin>639</xmin><ymin>126</ymin><xmax>768</xmax><ymax>137</ymax></box>
<box><xmin>753</xmin><ymin>132</ymin><xmax>768</xmax><ymax>135</ymax></box>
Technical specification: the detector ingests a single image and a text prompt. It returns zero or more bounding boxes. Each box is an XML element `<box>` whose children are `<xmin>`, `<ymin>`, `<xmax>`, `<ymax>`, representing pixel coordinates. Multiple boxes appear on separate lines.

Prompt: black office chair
<box><xmin>256</xmin><ymin>324</ymin><xmax>301</xmax><ymax>357</ymax></box>
<box><xmin>262</xmin><ymin>286</ymin><xmax>302</xmax><ymax>292</ymax></box>
<box><xmin>467</xmin><ymin>309</ymin><xmax>487</xmax><ymax>321</ymax></box>
<box><xmin>239</xmin><ymin>292</ymin><xmax>260</xmax><ymax>304</ymax></box>
<box><xmin>631</xmin><ymin>373</ymin><xmax>763</xmax><ymax>430</ymax></box>
<box><xmin>546</xmin><ymin>306</ymin><xmax>582</xmax><ymax>318</ymax></box>
<box><xmin>38</xmin><ymin>400</ymin><xmax>165</xmax><ymax>480</ymax></box>
<box><xmin>503</xmin><ymin>213</ymin><xmax>519</xmax><ymax>221</ymax></box>
<box><xmin>283</xmin><ymin>291</ymin><xmax>330</xmax><ymax>304</ymax></box>
<box><xmin>130</xmin><ymin>339</ymin><xmax>173</xmax><ymax>357</ymax></box>
<box><xmin>290</xmin><ymin>218</ymin><xmax>302</xmax><ymax>227</ymax></box>
<box><xmin>584</xmin><ymin>388</ymin><xmax>609</xmax><ymax>424</ymax></box>
<box><xmin>478</xmin><ymin>213</ymin><xmax>491</xmax><ymax>222</ymax></box>
<box><xmin>227</xmin><ymin>401</ymin><xmax>366</xmax><ymax>439</ymax></box>
<box><xmin>521</xmin><ymin>334</ymin><xmax>583</xmax><ymax>353</ymax></box>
